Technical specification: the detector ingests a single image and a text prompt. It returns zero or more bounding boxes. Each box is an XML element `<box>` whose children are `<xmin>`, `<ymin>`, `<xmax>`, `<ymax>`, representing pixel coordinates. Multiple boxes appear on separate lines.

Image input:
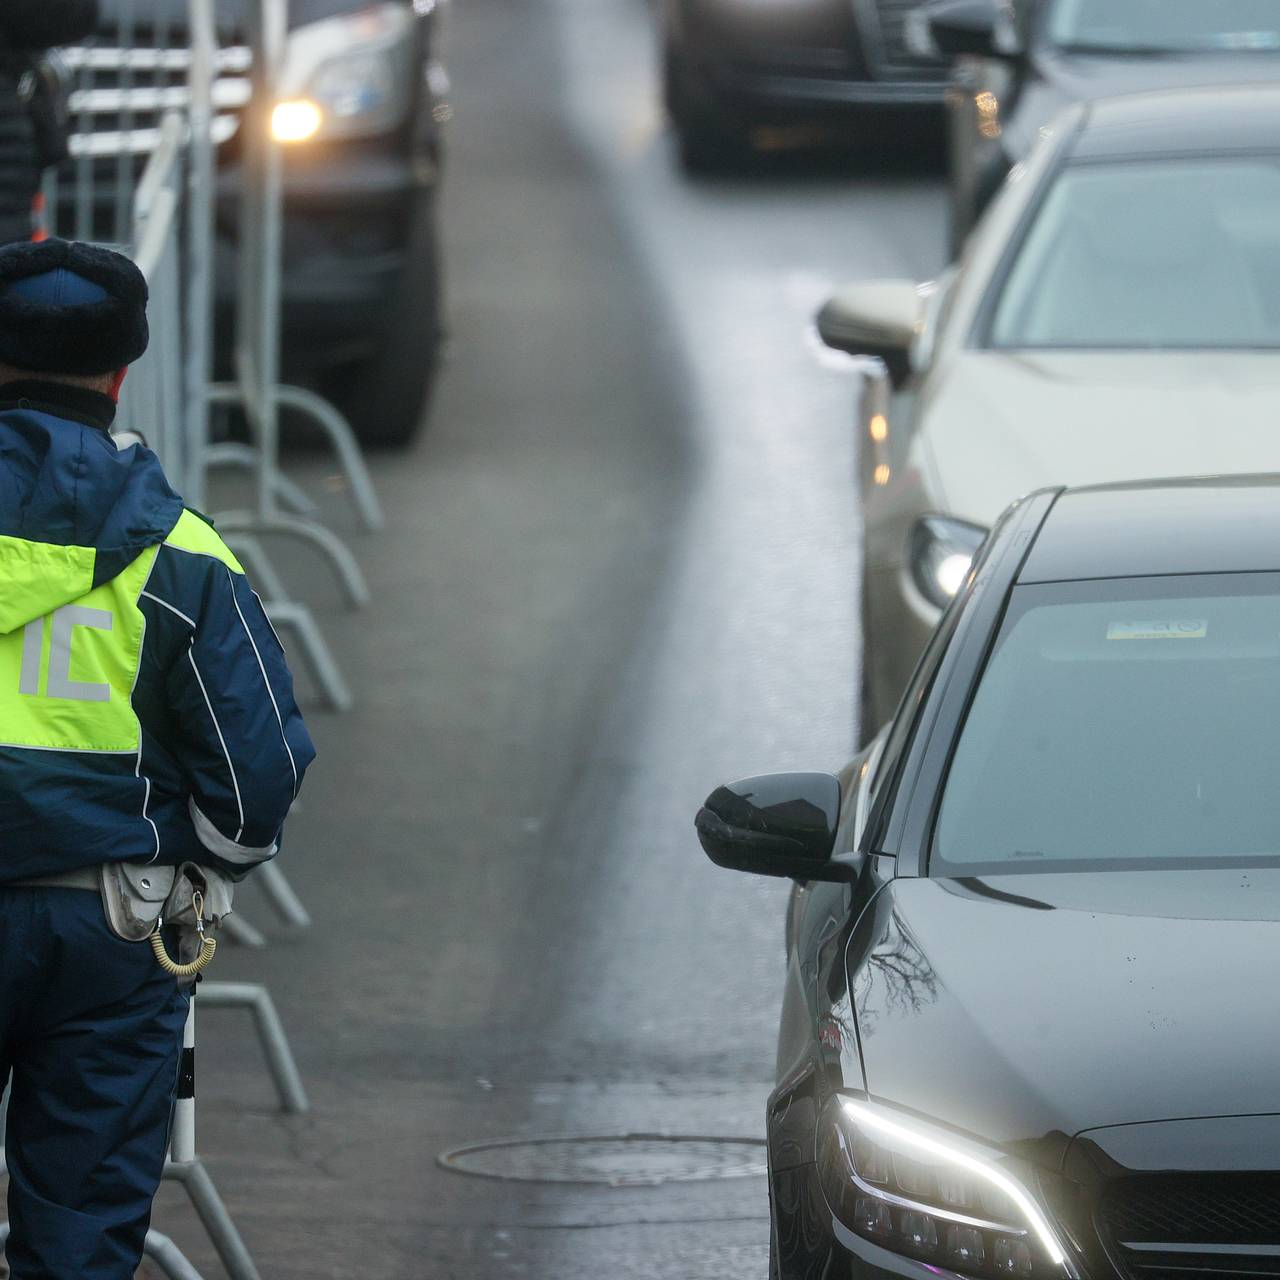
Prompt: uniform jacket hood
<box><xmin>0</xmin><ymin>402</ymin><xmax>183</xmax><ymax>634</ymax></box>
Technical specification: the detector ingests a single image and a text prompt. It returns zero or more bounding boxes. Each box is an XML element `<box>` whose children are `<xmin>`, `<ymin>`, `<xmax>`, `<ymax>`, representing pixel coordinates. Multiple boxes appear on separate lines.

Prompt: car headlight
<box><xmin>818</xmin><ymin>1097</ymin><xmax>1077</xmax><ymax>1279</ymax></box>
<box><xmin>909</xmin><ymin>516</ymin><xmax>988</xmax><ymax>611</ymax></box>
<box><xmin>274</xmin><ymin>4</ymin><xmax>417</xmax><ymax>143</ymax></box>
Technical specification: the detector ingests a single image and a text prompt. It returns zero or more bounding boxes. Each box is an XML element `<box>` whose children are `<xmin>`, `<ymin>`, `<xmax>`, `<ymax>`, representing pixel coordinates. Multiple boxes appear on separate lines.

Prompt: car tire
<box><xmin>335</xmin><ymin>185</ymin><xmax>444</xmax><ymax>449</ymax></box>
<box><xmin>664</xmin><ymin>41</ymin><xmax>748</xmax><ymax>173</ymax></box>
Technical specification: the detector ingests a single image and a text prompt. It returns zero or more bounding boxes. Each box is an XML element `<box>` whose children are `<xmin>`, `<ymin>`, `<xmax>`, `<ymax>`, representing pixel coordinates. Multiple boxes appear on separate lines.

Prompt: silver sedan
<box><xmin>821</xmin><ymin>82</ymin><xmax>1280</xmax><ymax>738</ymax></box>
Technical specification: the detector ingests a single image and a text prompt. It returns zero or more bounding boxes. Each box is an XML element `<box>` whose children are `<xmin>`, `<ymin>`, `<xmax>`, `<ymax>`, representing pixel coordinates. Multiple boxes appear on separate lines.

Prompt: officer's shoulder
<box><xmin>162</xmin><ymin>508</ymin><xmax>245</xmax><ymax>575</ymax></box>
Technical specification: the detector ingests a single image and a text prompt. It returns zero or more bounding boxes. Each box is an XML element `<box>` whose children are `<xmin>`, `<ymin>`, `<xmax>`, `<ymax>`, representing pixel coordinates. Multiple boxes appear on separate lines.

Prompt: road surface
<box><xmin>161</xmin><ymin>0</ymin><xmax>947</xmax><ymax>1273</ymax></box>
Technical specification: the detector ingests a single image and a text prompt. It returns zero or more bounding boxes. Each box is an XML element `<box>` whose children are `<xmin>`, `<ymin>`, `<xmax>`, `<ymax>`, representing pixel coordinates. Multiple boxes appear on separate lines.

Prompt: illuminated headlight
<box><xmin>271</xmin><ymin>99</ymin><xmax>322</xmax><ymax>143</ymax></box>
<box><xmin>276</xmin><ymin>3</ymin><xmax>417</xmax><ymax>142</ymax></box>
<box><xmin>909</xmin><ymin>516</ymin><xmax>987</xmax><ymax>610</ymax></box>
<box><xmin>818</xmin><ymin>1097</ymin><xmax>1077</xmax><ymax>1279</ymax></box>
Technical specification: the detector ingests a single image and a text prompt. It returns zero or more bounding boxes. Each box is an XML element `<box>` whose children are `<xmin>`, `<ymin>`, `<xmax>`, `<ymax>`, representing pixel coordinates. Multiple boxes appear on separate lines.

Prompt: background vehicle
<box><xmin>80</xmin><ymin>0</ymin><xmax>449</xmax><ymax>447</ymax></box>
<box><xmin>698</xmin><ymin>477</ymin><xmax>1280</xmax><ymax>1280</ymax></box>
<box><xmin>818</xmin><ymin>84</ymin><xmax>1280</xmax><ymax>738</ymax></box>
<box><xmin>917</xmin><ymin>0</ymin><xmax>1280</xmax><ymax>255</ymax></box>
<box><xmin>661</xmin><ymin>0</ymin><xmax>946</xmax><ymax>170</ymax></box>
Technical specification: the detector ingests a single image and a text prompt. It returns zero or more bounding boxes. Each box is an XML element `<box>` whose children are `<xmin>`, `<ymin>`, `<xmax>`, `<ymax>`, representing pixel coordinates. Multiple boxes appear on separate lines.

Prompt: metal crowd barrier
<box><xmin>49</xmin><ymin>0</ymin><xmax>381</xmax><ymax>714</ymax></box>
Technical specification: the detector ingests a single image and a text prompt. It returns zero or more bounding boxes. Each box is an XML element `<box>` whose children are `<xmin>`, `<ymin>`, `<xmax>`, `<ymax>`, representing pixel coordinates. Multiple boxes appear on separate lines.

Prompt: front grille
<box><xmin>1101</xmin><ymin>1176</ymin><xmax>1280</xmax><ymax>1280</ymax></box>
<box><xmin>863</xmin><ymin>0</ymin><xmax>948</xmax><ymax>77</ymax></box>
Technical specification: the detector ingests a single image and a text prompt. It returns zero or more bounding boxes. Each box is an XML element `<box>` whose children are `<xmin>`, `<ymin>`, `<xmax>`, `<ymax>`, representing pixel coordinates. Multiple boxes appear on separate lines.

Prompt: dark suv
<box><xmin>73</xmin><ymin>0</ymin><xmax>447</xmax><ymax>447</ymax></box>
<box><xmin>662</xmin><ymin>0</ymin><xmax>947</xmax><ymax>169</ymax></box>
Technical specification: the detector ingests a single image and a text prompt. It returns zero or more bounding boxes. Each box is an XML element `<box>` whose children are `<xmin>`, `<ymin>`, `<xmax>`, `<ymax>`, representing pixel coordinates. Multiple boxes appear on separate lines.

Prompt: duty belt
<box><xmin>7</xmin><ymin>866</ymin><xmax>100</xmax><ymax>891</ymax></box>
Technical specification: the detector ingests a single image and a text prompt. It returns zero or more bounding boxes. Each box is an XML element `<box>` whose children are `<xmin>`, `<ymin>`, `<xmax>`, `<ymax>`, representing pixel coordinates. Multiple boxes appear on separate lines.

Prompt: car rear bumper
<box><xmin>673</xmin><ymin>0</ymin><xmax>947</xmax><ymax>126</ymax></box>
<box><xmin>703</xmin><ymin>59</ymin><xmax>946</xmax><ymax>119</ymax></box>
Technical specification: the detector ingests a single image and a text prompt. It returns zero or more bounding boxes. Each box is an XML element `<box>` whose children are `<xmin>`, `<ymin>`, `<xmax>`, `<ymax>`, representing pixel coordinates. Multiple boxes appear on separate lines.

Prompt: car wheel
<box><xmin>335</xmin><ymin>185</ymin><xmax>444</xmax><ymax>449</ymax></box>
<box><xmin>664</xmin><ymin>41</ymin><xmax>748</xmax><ymax>173</ymax></box>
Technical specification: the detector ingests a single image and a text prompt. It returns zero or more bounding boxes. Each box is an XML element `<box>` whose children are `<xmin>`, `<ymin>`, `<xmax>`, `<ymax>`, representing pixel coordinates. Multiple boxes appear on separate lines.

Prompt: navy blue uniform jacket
<box><xmin>0</xmin><ymin>383</ymin><xmax>315</xmax><ymax>880</ymax></box>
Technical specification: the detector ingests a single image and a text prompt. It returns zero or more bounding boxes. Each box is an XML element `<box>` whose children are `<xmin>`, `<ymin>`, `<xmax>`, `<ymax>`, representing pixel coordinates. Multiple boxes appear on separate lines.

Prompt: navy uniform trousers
<box><xmin>0</xmin><ymin>886</ymin><xmax>188</xmax><ymax>1278</ymax></box>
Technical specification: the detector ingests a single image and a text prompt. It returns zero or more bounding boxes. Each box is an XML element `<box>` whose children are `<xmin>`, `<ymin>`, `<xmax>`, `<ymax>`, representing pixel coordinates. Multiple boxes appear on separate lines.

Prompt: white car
<box><xmin>822</xmin><ymin>83</ymin><xmax>1280</xmax><ymax>738</ymax></box>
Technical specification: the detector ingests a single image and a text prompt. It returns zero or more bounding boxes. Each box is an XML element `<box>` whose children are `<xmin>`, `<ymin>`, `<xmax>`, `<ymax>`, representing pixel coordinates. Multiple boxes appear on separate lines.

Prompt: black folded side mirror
<box><xmin>696</xmin><ymin>772</ymin><xmax>850</xmax><ymax>881</ymax></box>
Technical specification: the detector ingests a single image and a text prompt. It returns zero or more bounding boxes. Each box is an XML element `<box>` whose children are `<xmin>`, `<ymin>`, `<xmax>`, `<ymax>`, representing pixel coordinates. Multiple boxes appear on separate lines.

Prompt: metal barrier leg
<box><xmin>0</xmin><ymin>1208</ymin><xmax>203</xmax><ymax>1277</ymax></box>
<box><xmin>213</xmin><ymin>510</ymin><xmax>370</xmax><ymax>610</ymax></box>
<box><xmin>218</xmin><ymin>534</ymin><xmax>355</xmax><ymax>712</ymax></box>
<box><xmin>164</xmin><ymin>999</ymin><xmax>263</xmax><ymax>1280</ymax></box>
<box><xmin>207</xmin><ymin>382</ymin><xmax>383</xmax><ymax>532</ymax></box>
<box><xmin>220</xmin><ymin>913</ymin><xmax>268</xmax><ymax>949</ymax></box>
<box><xmin>222</xmin><ymin>535</ymin><xmax>291</xmax><ymax>606</ymax></box>
<box><xmin>198</xmin><ymin>982</ymin><xmax>310</xmax><ymax>1114</ymax></box>
<box><xmin>255</xmin><ymin>862</ymin><xmax>312</xmax><ymax>930</ymax></box>
<box><xmin>203</xmin><ymin>440</ymin><xmax>320</xmax><ymax>517</ymax></box>
<box><xmin>143</xmin><ymin>1230</ymin><xmax>208</xmax><ymax>1280</ymax></box>
<box><xmin>265</xmin><ymin>601</ymin><xmax>354</xmax><ymax>712</ymax></box>
<box><xmin>273</xmin><ymin>384</ymin><xmax>385</xmax><ymax>532</ymax></box>
<box><xmin>162</xmin><ymin>1160</ymin><xmax>261</xmax><ymax>1280</ymax></box>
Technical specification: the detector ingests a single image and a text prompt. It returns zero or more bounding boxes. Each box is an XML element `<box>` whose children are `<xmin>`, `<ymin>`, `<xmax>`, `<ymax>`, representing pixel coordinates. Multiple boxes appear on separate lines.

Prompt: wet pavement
<box><xmin>154</xmin><ymin>0</ymin><xmax>946</xmax><ymax>1273</ymax></box>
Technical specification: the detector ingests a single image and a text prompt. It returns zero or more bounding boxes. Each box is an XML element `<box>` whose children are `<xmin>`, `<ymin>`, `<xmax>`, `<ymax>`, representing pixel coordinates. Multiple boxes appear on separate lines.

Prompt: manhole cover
<box><xmin>438</xmin><ymin>1133</ymin><xmax>768</xmax><ymax>1186</ymax></box>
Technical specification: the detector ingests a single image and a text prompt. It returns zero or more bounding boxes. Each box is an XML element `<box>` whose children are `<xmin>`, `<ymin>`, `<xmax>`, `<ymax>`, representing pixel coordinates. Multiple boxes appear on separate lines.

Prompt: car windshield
<box><xmin>1048</xmin><ymin>0</ymin><xmax>1280</xmax><ymax>53</ymax></box>
<box><xmin>933</xmin><ymin>575</ymin><xmax>1280</xmax><ymax>874</ymax></box>
<box><xmin>988</xmin><ymin>159</ymin><xmax>1280</xmax><ymax>350</ymax></box>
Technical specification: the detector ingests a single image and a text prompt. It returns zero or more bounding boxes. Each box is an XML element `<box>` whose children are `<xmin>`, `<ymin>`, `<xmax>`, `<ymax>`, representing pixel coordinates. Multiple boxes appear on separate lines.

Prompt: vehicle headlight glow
<box><xmin>909</xmin><ymin>516</ymin><xmax>988</xmax><ymax>611</ymax></box>
<box><xmin>271</xmin><ymin>99</ymin><xmax>323</xmax><ymax>143</ymax></box>
<box><xmin>276</xmin><ymin>3</ymin><xmax>418</xmax><ymax>142</ymax></box>
<box><xmin>819</xmin><ymin>1097</ymin><xmax>1076</xmax><ymax>1279</ymax></box>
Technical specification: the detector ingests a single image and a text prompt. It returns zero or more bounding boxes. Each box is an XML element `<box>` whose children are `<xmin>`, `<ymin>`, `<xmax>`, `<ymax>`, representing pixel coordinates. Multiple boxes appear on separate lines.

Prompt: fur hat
<box><xmin>0</xmin><ymin>238</ymin><xmax>149</xmax><ymax>376</ymax></box>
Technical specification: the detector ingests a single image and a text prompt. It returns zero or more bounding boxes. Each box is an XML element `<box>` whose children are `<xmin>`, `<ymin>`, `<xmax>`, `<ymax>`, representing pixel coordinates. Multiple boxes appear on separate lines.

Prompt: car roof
<box><xmin>1070</xmin><ymin>84</ymin><xmax>1280</xmax><ymax>162</ymax></box>
<box><xmin>1018</xmin><ymin>477</ymin><xmax>1280</xmax><ymax>583</ymax></box>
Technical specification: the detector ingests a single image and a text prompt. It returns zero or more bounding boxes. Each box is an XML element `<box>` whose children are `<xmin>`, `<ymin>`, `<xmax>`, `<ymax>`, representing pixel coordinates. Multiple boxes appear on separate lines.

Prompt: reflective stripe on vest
<box><xmin>0</xmin><ymin>544</ymin><xmax>159</xmax><ymax>753</ymax></box>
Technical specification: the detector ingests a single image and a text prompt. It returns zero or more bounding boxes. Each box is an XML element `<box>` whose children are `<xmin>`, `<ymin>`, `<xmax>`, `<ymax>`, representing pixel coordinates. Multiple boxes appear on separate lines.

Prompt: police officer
<box><xmin>0</xmin><ymin>237</ymin><xmax>315</xmax><ymax>1276</ymax></box>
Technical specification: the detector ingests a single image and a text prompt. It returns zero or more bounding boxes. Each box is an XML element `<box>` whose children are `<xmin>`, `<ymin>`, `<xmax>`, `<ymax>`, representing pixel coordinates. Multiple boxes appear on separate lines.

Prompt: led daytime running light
<box><xmin>840</xmin><ymin>1099</ymin><xmax>1067</xmax><ymax>1269</ymax></box>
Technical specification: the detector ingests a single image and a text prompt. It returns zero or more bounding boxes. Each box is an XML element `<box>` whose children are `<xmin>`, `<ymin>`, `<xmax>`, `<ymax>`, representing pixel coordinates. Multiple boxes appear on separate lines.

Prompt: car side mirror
<box><xmin>924</xmin><ymin>0</ymin><xmax>1014</xmax><ymax>59</ymax></box>
<box><xmin>696</xmin><ymin>772</ymin><xmax>852</xmax><ymax>882</ymax></box>
<box><xmin>816</xmin><ymin>280</ymin><xmax>923</xmax><ymax>389</ymax></box>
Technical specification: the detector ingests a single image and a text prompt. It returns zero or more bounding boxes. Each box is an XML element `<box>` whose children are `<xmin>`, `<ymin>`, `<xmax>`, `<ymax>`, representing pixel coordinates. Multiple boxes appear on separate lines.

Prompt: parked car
<box><xmin>70</xmin><ymin>0</ymin><xmax>449</xmax><ymax>447</ymax></box>
<box><xmin>917</xmin><ymin>0</ymin><xmax>1280</xmax><ymax>255</ymax></box>
<box><xmin>698</xmin><ymin>474</ymin><xmax>1280</xmax><ymax>1280</ymax></box>
<box><xmin>661</xmin><ymin>0</ymin><xmax>947</xmax><ymax>170</ymax></box>
<box><xmin>818</xmin><ymin>84</ymin><xmax>1280</xmax><ymax>738</ymax></box>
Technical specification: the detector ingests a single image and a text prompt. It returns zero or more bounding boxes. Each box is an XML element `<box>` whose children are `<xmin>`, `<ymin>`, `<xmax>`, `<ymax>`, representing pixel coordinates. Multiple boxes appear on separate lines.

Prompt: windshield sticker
<box><xmin>1106</xmin><ymin>620</ymin><xmax>1208</xmax><ymax>642</ymax></box>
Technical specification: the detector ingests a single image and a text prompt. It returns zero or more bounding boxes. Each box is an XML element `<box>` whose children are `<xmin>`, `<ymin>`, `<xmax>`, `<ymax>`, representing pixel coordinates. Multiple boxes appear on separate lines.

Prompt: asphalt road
<box><xmin>156</xmin><ymin>0</ymin><xmax>946</xmax><ymax>1273</ymax></box>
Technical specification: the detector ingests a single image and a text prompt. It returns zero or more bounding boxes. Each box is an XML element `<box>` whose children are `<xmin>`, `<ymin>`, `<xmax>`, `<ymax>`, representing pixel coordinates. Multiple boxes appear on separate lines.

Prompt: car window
<box><xmin>987</xmin><ymin>159</ymin><xmax>1280</xmax><ymax>350</ymax></box>
<box><xmin>933</xmin><ymin>574</ymin><xmax>1280</xmax><ymax>874</ymax></box>
<box><xmin>1048</xmin><ymin>0</ymin><xmax>1280</xmax><ymax>53</ymax></box>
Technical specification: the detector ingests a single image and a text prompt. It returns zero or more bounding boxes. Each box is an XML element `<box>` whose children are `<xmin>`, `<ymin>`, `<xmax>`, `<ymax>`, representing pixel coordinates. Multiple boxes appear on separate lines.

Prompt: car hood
<box><xmin>1005</xmin><ymin>51</ymin><xmax>1280</xmax><ymax>160</ymax></box>
<box><xmin>849</xmin><ymin>870</ymin><xmax>1280</xmax><ymax>1150</ymax></box>
<box><xmin>919</xmin><ymin>351</ymin><xmax>1280</xmax><ymax>526</ymax></box>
